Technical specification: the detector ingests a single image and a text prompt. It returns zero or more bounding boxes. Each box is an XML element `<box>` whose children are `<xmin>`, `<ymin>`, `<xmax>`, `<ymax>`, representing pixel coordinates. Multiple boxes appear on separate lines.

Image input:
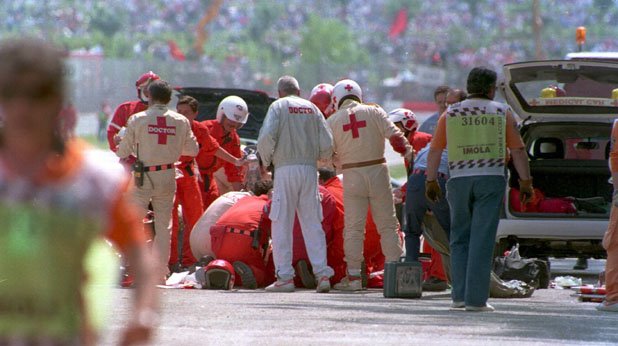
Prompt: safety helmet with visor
<box><xmin>388</xmin><ymin>108</ymin><xmax>418</xmax><ymax>132</ymax></box>
<box><xmin>196</xmin><ymin>259</ymin><xmax>236</xmax><ymax>290</ymax></box>
<box><xmin>216</xmin><ymin>95</ymin><xmax>249</xmax><ymax>126</ymax></box>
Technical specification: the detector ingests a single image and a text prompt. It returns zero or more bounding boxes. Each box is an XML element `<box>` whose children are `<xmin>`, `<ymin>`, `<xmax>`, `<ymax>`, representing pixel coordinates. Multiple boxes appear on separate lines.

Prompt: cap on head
<box><xmin>332</xmin><ymin>79</ymin><xmax>362</xmax><ymax>110</ymax></box>
<box><xmin>388</xmin><ymin>108</ymin><xmax>418</xmax><ymax>132</ymax></box>
<box><xmin>216</xmin><ymin>95</ymin><xmax>249</xmax><ymax>124</ymax></box>
<box><xmin>309</xmin><ymin>83</ymin><xmax>334</xmax><ymax>117</ymax></box>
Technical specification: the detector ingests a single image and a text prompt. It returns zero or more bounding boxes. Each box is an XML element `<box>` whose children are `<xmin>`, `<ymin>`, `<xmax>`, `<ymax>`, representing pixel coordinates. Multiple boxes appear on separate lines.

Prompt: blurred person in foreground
<box><xmin>0</xmin><ymin>37</ymin><xmax>158</xmax><ymax>345</ymax></box>
<box><xmin>424</xmin><ymin>67</ymin><xmax>533</xmax><ymax>312</ymax></box>
<box><xmin>257</xmin><ymin>75</ymin><xmax>334</xmax><ymax>293</ymax></box>
<box><xmin>326</xmin><ymin>79</ymin><xmax>413</xmax><ymax>291</ymax></box>
<box><xmin>418</xmin><ymin>85</ymin><xmax>451</xmax><ymax>135</ymax></box>
<box><xmin>598</xmin><ymin>118</ymin><xmax>618</xmax><ymax>312</ymax></box>
<box><xmin>116</xmin><ymin>79</ymin><xmax>198</xmax><ymax>282</ymax></box>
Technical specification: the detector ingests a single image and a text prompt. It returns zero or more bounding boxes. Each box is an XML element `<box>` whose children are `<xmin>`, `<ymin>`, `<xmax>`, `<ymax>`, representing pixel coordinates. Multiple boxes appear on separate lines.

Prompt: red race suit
<box><xmin>292</xmin><ymin>185</ymin><xmax>346</xmax><ymax>286</ymax></box>
<box><xmin>197</xmin><ymin>120</ymin><xmax>244</xmax><ymax>209</ymax></box>
<box><xmin>169</xmin><ymin>120</ymin><xmax>220</xmax><ymax>267</ymax></box>
<box><xmin>210</xmin><ymin>195</ymin><xmax>275</xmax><ymax>288</ymax></box>
<box><xmin>322</xmin><ymin>176</ymin><xmax>403</xmax><ymax>287</ymax></box>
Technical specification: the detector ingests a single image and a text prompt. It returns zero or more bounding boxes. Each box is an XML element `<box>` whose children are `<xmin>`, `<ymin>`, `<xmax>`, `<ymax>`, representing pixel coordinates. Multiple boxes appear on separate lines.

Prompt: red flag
<box><xmin>388</xmin><ymin>8</ymin><xmax>408</xmax><ymax>39</ymax></box>
<box><xmin>168</xmin><ymin>40</ymin><xmax>186</xmax><ymax>61</ymax></box>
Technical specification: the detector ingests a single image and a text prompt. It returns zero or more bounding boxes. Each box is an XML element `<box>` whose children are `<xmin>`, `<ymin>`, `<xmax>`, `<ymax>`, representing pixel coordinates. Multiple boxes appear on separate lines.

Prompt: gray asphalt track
<box><xmin>100</xmin><ymin>259</ymin><xmax>618</xmax><ymax>346</ymax></box>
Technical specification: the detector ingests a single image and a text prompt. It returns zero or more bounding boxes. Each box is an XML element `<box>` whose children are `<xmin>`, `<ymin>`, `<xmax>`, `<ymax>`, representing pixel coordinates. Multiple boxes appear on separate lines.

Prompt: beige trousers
<box><xmin>342</xmin><ymin>163</ymin><xmax>402</xmax><ymax>273</ymax></box>
<box><xmin>132</xmin><ymin>169</ymin><xmax>176</xmax><ymax>278</ymax></box>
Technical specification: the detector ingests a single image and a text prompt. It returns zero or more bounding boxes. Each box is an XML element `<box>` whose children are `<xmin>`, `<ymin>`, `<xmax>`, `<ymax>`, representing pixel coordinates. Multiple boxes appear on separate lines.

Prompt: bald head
<box><xmin>277</xmin><ymin>75</ymin><xmax>300</xmax><ymax>97</ymax></box>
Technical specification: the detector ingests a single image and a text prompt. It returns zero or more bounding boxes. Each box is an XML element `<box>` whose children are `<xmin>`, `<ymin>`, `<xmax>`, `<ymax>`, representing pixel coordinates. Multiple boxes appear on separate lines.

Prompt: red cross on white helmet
<box><xmin>332</xmin><ymin>79</ymin><xmax>362</xmax><ymax>111</ymax></box>
<box><xmin>388</xmin><ymin>108</ymin><xmax>418</xmax><ymax>132</ymax></box>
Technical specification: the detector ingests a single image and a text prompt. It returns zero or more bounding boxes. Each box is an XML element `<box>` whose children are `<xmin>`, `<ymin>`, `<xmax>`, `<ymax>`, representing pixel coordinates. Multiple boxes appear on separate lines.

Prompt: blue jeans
<box><xmin>404</xmin><ymin>171</ymin><xmax>451</xmax><ymax>262</ymax></box>
<box><xmin>446</xmin><ymin>175</ymin><xmax>505</xmax><ymax>307</ymax></box>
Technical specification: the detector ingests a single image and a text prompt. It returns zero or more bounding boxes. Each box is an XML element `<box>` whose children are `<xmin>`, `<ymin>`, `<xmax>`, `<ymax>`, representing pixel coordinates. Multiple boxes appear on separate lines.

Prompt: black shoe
<box><xmin>573</xmin><ymin>257</ymin><xmax>588</xmax><ymax>270</ymax></box>
<box><xmin>198</xmin><ymin>255</ymin><xmax>215</xmax><ymax>267</ymax></box>
<box><xmin>233</xmin><ymin>261</ymin><xmax>257</xmax><ymax>289</ymax></box>
<box><xmin>169</xmin><ymin>262</ymin><xmax>182</xmax><ymax>273</ymax></box>
<box><xmin>295</xmin><ymin>260</ymin><xmax>316</xmax><ymax>289</ymax></box>
<box><xmin>422</xmin><ymin>277</ymin><xmax>449</xmax><ymax>291</ymax></box>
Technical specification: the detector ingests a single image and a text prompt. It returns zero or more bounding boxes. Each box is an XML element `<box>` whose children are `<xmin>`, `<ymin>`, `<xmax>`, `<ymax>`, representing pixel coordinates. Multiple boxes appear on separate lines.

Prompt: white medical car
<box><xmin>496</xmin><ymin>59</ymin><xmax>618</xmax><ymax>260</ymax></box>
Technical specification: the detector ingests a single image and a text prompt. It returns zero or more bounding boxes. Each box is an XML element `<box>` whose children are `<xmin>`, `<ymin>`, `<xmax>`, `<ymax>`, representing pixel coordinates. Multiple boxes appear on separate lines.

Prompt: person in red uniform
<box><xmin>209</xmin><ymin>181</ymin><xmax>275</xmax><ymax>289</ymax></box>
<box><xmin>169</xmin><ymin>95</ymin><xmax>221</xmax><ymax>270</ymax></box>
<box><xmin>309</xmin><ymin>83</ymin><xmax>335</xmax><ymax>118</ymax></box>
<box><xmin>318</xmin><ymin>168</ymin><xmax>401</xmax><ymax>288</ymax></box>
<box><xmin>388</xmin><ymin>108</ymin><xmax>432</xmax><ymax>157</ymax></box>
<box><xmin>107</xmin><ymin>71</ymin><xmax>160</xmax><ymax>166</ymax></box>
<box><xmin>198</xmin><ymin>95</ymin><xmax>248</xmax><ymax>209</ymax></box>
<box><xmin>292</xmin><ymin>185</ymin><xmax>345</xmax><ymax>288</ymax></box>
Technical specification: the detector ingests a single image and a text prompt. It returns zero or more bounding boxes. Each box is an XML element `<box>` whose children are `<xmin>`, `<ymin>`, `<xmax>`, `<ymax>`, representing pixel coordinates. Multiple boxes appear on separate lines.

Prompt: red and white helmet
<box><xmin>310</xmin><ymin>83</ymin><xmax>334</xmax><ymax>117</ymax></box>
<box><xmin>198</xmin><ymin>259</ymin><xmax>235</xmax><ymax>290</ymax></box>
<box><xmin>332</xmin><ymin>79</ymin><xmax>362</xmax><ymax>111</ymax></box>
<box><xmin>135</xmin><ymin>71</ymin><xmax>160</xmax><ymax>100</ymax></box>
<box><xmin>388</xmin><ymin>108</ymin><xmax>418</xmax><ymax>132</ymax></box>
<box><xmin>216</xmin><ymin>95</ymin><xmax>249</xmax><ymax>125</ymax></box>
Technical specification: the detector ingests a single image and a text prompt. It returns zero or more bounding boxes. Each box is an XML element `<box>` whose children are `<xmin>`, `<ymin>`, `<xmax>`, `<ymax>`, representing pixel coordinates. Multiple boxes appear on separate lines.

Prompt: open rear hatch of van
<box><xmin>500</xmin><ymin>60</ymin><xmax>617</xmax><ymax>219</ymax></box>
<box><xmin>501</xmin><ymin>59</ymin><xmax>618</xmax><ymax>122</ymax></box>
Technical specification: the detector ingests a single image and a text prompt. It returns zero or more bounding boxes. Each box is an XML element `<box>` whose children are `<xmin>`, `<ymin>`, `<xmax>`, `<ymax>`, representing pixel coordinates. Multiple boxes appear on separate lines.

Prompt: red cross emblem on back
<box><xmin>147</xmin><ymin>116</ymin><xmax>176</xmax><ymax>144</ymax></box>
<box><xmin>344</xmin><ymin>84</ymin><xmax>353</xmax><ymax>92</ymax></box>
<box><xmin>342</xmin><ymin>113</ymin><xmax>366</xmax><ymax>139</ymax></box>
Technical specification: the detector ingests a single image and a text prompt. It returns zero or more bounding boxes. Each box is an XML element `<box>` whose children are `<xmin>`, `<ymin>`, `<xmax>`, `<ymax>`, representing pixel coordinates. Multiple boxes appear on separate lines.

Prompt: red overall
<box><xmin>211</xmin><ymin>195</ymin><xmax>275</xmax><ymax>288</ymax></box>
<box><xmin>107</xmin><ymin>100</ymin><xmax>148</xmax><ymax>167</ymax></box>
<box><xmin>292</xmin><ymin>185</ymin><xmax>346</xmax><ymax>286</ymax></box>
<box><xmin>170</xmin><ymin>120</ymin><xmax>220</xmax><ymax>267</ymax></box>
<box><xmin>322</xmin><ymin>176</ymin><xmax>402</xmax><ymax>287</ymax></box>
<box><xmin>106</xmin><ymin>100</ymin><xmax>148</xmax><ymax>151</ymax></box>
<box><xmin>197</xmin><ymin>120</ymin><xmax>244</xmax><ymax>209</ymax></box>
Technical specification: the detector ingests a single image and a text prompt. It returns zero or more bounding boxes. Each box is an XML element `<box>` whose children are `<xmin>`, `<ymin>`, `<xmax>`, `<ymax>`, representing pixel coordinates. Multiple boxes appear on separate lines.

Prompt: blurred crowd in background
<box><xmin>3</xmin><ymin>0</ymin><xmax>618</xmax><ymax>110</ymax></box>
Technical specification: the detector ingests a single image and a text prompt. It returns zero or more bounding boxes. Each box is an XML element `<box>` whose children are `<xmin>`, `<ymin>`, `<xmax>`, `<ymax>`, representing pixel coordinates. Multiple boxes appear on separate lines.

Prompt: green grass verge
<box><xmin>79</xmin><ymin>135</ymin><xmax>109</xmax><ymax>150</ymax></box>
<box><xmin>389</xmin><ymin>163</ymin><xmax>407</xmax><ymax>180</ymax></box>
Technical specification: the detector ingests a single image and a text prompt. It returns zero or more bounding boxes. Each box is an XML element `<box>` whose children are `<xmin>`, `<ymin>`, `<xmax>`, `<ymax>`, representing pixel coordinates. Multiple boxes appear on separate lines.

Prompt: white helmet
<box><xmin>216</xmin><ymin>95</ymin><xmax>249</xmax><ymax>124</ymax></box>
<box><xmin>332</xmin><ymin>79</ymin><xmax>362</xmax><ymax>110</ymax></box>
<box><xmin>388</xmin><ymin>108</ymin><xmax>418</xmax><ymax>132</ymax></box>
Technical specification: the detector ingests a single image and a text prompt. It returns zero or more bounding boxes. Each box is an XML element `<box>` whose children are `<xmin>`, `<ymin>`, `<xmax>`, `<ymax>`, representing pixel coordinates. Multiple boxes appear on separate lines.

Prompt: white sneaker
<box><xmin>265</xmin><ymin>279</ymin><xmax>295</xmax><ymax>292</ymax></box>
<box><xmin>333</xmin><ymin>276</ymin><xmax>363</xmax><ymax>291</ymax></box>
<box><xmin>449</xmin><ymin>301</ymin><xmax>465</xmax><ymax>311</ymax></box>
<box><xmin>465</xmin><ymin>303</ymin><xmax>495</xmax><ymax>312</ymax></box>
<box><xmin>316</xmin><ymin>276</ymin><xmax>331</xmax><ymax>293</ymax></box>
<box><xmin>597</xmin><ymin>300</ymin><xmax>618</xmax><ymax>312</ymax></box>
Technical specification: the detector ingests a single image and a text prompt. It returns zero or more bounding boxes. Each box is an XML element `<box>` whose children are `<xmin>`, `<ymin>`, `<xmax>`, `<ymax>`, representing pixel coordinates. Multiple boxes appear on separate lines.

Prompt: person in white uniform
<box><xmin>257</xmin><ymin>75</ymin><xmax>334</xmax><ymax>293</ymax></box>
